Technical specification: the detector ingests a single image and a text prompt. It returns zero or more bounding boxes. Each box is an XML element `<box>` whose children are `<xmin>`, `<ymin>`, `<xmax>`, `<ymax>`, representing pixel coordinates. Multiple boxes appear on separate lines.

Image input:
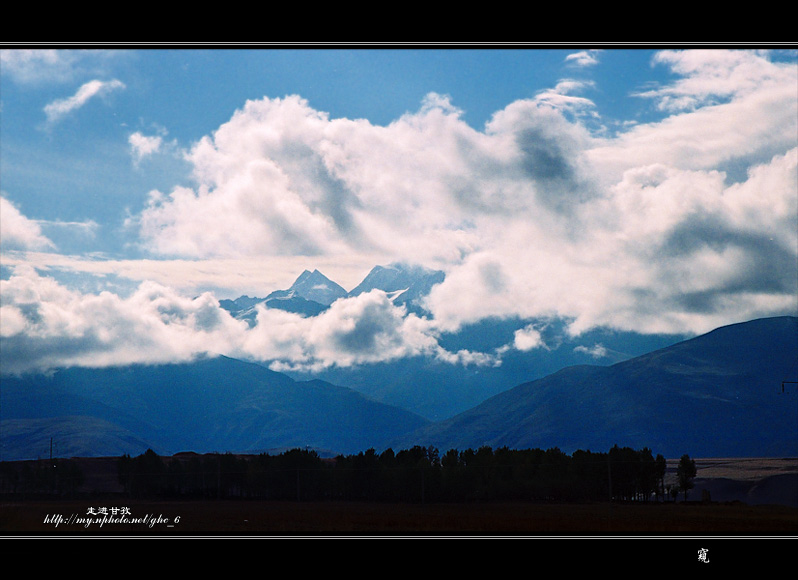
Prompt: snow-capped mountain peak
<box><xmin>220</xmin><ymin>263</ymin><xmax>444</xmax><ymax>323</ymax></box>
<box><xmin>348</xmin><ymin>263</ymin><xmax>445</xmax><ymax>305</ymax></box>
<box><xmin>285</xmin><ymin>269</ymin><xmax>347</xmax><ymax>306</ymax></box>
<box><xmin>259</xmin><ymin>269</ymin><xmax>347</xmax><ymax>307</ymax></box>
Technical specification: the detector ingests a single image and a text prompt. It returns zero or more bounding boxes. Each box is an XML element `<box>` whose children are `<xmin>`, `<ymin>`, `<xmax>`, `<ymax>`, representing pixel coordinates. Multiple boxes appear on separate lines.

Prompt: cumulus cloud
<box><xmin>4</xmin><ymin>49</ymin><xmax>796</xmax><ymax>375</ymax></box>
<box><xmin>137</xmin><ymin>92</ymin><xmax>489</xmax><ymax>262</ymax></box>
<box><xmin>531</xmin><ymin>79</ymin><xmax>598</xmax><ymax>119</ymax></box>
<box><xmin>574</xmin><ymin>343</ymin><xmax>609</xmax><ymax>359</ymax></box>
<box><xmin>129</xmin><ymin>49</ymin><xmax>796</xmax><ymax>342</ymax></box>
<box><xmin>637</xmin><ymin>49</ymin><xmax>788</xmax><ymax>112</ymax></box>
<box><xmin>0</xmin><ymin>267</ymin><xmax>494</xmax><ymax>375</ymax></box>
<box><xmin>0</xmin><ymin>196</ymin><xmax>55</xmax><ymax>251</ymax></box>
<box><xmin>1</xmin><ymin>195</ymin><xmax>99</xmax><ymax>258</ymax></box>
<box><xmin>593</xmin><ymin>49</ymin><xmax>797</xmax><ymax>179</ymax></box>
<box><xmin>43</xmin><ymin>79</ymin><xmax>126</xmax><ymax>124</ymax></box>
<box><xmin>245</xmin><ymin>290</ymin><xmax>444</xmax><ymax>372</ymax></box>
<box><xmin>136</xmin><ymin>90</ymin><xmax>598</xmax><ymax>264</ymax></box>
<box><xmin>129</xmin><ymin>132</ymin><xmax>163</xmax><ymax>163</ymax></box>
<box><xmin>513</xmin><ymin>324</ymin><xmax>549</xmax><ymax>352</ymax></box>
<box><xmin>0</xmin><ymin>266</ymin><xmax>248</xmax><ymax>375</ymax></box>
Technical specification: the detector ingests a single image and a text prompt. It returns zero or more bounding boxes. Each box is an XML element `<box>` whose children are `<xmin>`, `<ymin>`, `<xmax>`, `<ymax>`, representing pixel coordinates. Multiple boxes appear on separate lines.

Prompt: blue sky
<box><xmin>0</xmin><ymin>49</ymin><xmax>671</xmax><ymax>251</ymax></box>
<box><xmin>1</xmin><ymin>46</ymin><xmax>797</xmax><ymax>375</ymax></box>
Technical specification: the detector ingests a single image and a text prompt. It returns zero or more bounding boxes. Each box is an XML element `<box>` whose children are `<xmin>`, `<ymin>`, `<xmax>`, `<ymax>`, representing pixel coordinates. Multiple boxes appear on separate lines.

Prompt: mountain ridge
<box><xmin>267</xmin><ymin>268</ymin><xmax>348</xmax><ymax>306</ymax></box>
<box><xmin>0</xmin><ymin>355</ymin><xmax>430</xmax><ymax>460</ymax></box>
<box><xmin>2</xmin><ymin>316</ymin><xmax>795</xmax><ymax>461</ymax></box>
<box><xmin>219</xmin><ymin>262</ymin><xmax>445</xmax><ymax>324</ymax></box>
<box><xmin>391</xmin><ymin>316</ymin><xmax>798</xmax><ymax>458</ymax></box>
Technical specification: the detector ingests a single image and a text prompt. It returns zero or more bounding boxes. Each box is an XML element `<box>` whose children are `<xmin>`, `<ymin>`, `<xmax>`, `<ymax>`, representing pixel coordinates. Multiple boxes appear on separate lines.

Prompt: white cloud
<box><xmin>137</xmin><ymin>90</ymin><xmax>597</xmax><ymax>262</ymax></box>
<box><xmin>0</xmin><ymin>267</ymin><xmax>495</xmax><ymax>375</ymax></box>
<box><xmin>0</xmin><ymin>196</ymin><xmax>55</xmax><ymax>250</ymax></box>
<box><xmin>574</xmin><ymin>343</ymin><xmax>608</xmax><ymax>359</ymax></box>
<box><xmin>0</xmin><ymin>250</ymin><xmax>383</xmax><ymax>302</ymax></box>
<box><xmin>526</xmin><ymin>80</ymin><xmax>599</xmax><ymax>125</ymax></box>
<box><xmin>513</xmin><ymin>324</ymin><xmax>548</xmax><ymax>351</ymax></box>
<box><xmin>43</xmin><ymin>79</ymin><xmax>126</xmax><ymax>124</ymax></box>
<box><xmin>565</xmin><ymin>50</ymin><xmax>602</xmax><ymax>68</ymax></box>
<box><xmin>594</xmin><ymin>51</ymin><xmax>796</xmax><ymax>168</ymax></box>
<box><xmin>129</xmin><ymin>49</ymin><xmax>797</xmax><ymax>340</ymax></box>
<box><xmin>0</xmin><ymin>266</ymin><xmax>248</xmax><ymax>375</ymax></box>
<box><xmin>0</xmin><ymin>49</ymin><xmax>122</xmax><ymax>85</ymax></box>
<box><xmin>129</xmin><ymin>132</ymin><xmax>163</xmax><ymax>163</ymax></box>
<box><xmin>1</xmin><ymin>49</ymin><xmax>67</xmax><ymax>83</ymax></box>
<box><xmin>4</xmin><ymin>49</ymin><xmax>796</xmax><ymax>375</ymax></box>
<box><xmin>638</xmin><ymin>49</ymin><xmax>789</xmax><ymax>112</ymax></box>
<box><xmin>137</xmin><ymin>93</ymin><xmax>492</xmax><ymax>262</ymax></box>
<box><xmin>245</xmin><ymin>290</ymin><xmax>442</xmax><ymax>372</ymax></box>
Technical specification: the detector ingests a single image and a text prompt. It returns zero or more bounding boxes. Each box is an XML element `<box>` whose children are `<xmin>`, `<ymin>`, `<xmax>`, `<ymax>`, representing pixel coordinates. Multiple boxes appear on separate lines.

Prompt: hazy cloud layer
<box><xmin>0</xmin><ymin>49</ymin><xmax>122</xmax><ymax>85</ymax></box>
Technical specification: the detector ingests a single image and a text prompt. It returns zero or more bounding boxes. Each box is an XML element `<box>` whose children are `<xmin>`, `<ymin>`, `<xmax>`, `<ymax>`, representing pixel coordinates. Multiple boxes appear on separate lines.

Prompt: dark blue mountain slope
<box><xmin>392</xmin><ymin>316</ymin><xmax>798</xmax><ymax>458</ymax></box>
<box><xmin>1</xmin><ymin>355</ymin><xmax>429</xmax><ymax>460</ymax></box>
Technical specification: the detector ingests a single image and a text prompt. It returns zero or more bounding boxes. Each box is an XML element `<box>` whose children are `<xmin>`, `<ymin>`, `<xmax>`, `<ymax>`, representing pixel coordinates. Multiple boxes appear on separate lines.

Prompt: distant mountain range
<box><xmin>2</xmin><ymin>316</ymin><xmax>796</xmax><ymax>461</ymax></box>
<box><xmin>391</xmin><ymin>316</ymin><xmax>798</xmax><ymax>458</ymax></box>
<box><xmin>218</xmin><ymin>263</ymin><xmax>445</xmax><ymax>325</ymax></box>
<box><xmin>0</xmin><ymin>355</ymin><xmax>430</xmax><ymax>460</ymax></box>
<box><xmin>218</xmin><ymin>263</ymin><xmax>691</xmax><ymax>420</ymax></box>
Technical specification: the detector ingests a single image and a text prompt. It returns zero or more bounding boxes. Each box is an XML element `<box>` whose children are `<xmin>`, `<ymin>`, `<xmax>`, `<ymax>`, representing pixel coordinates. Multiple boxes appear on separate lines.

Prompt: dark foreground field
<box><xmin>2</xmin><ymin>498</ymin><xmax>797</xmax><ymax>535</ymax></box>
<box><xmin>3</xmin><ymin>456</ymin><xmax>796</xmax><ymax>537</ymax></box>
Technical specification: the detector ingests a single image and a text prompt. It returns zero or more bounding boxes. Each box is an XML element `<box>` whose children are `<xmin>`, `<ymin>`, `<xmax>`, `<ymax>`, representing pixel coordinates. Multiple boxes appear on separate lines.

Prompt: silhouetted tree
<box><xmin>676</xmin><ymin>454</ymin><xmax>697</xmax><ymax>501</ymax></box>
<box><xmin>609</xmin><ymin>445</ymin><xmax>639</xmax><ymax>501</ymax></box>
<box><xmin>440</xmin><ymin>448</ymin><xmax>466</xmax><ymax>500</ymax></box>
<box><xmin>655</xmin><ymin>454</ymin><xmax>667</xmax><ymax>501</ymax></box>
<box><xmin>538</xmin><ymin>447</ymin><xmax>570</xmax><ymax>500</ymax></box>
<box><xmin>570</xmin><ymin>449</ymin><xmax>609</xmax><ymax>501</ymax></box>
<box><xmin>637</xmin><ymin>447</ymin><xmax>657</xmax><ymax>501</ymax></box>
<box><xmin>109</xmin><ymin>444</ymin><xmax>680</xmax><ymax>504</ymax></box>
<box><xmin>126</xmin><ymin>449</ymin><xmax>166</xmax><ymax>498</ymax></box>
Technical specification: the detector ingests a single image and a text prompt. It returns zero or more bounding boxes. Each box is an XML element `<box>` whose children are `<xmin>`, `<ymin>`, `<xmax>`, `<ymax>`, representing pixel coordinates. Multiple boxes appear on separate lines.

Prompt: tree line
<box><xmin>0</xmin><ymin>457</ymin><xmax>84</xmax><ymax>497</ymax></box>
<box><xmin>110</xmin><ymin>445</ymin><xmax>698</xmax><ymax>503</ymax></box>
